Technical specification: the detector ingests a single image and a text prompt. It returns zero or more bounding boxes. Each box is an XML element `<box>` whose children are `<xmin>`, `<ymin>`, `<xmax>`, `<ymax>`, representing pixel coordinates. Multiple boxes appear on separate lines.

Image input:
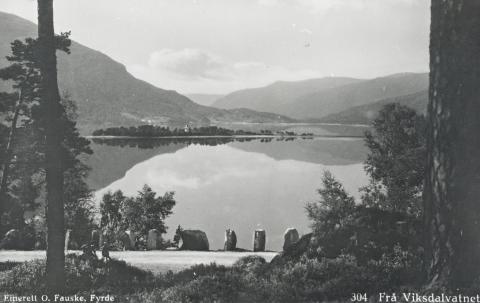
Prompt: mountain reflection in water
<box><xmin>88</xmin><ymin>136</ymin><xmax>369</xmax><ymax>251</ymax></box>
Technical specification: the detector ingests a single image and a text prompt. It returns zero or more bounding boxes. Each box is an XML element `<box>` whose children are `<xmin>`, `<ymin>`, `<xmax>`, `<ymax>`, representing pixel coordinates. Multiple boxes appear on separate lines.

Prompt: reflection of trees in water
<box><xmin>90</xmin><ymin>137</ymin><xmax>307</xmax><ymax>149</ymax></box>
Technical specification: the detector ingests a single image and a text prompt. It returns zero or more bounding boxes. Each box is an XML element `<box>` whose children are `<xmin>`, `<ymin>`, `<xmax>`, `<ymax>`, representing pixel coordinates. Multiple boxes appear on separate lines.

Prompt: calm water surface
<box><xmin>87</xmin><ymin>131</ymin><xmax>369</xmax><ymax>251</ymax></box>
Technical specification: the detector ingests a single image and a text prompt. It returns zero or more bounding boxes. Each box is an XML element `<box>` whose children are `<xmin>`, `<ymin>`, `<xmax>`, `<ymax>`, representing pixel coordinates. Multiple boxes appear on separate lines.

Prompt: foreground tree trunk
<box><xmin>425</xmin><ymin>0</ymin><xmax>480</xmax><ymax>288</ymax></box>
<box><xmin>37</xmin><ymin>0</ymin><xmax>65</xmax><ymax>292</ymax></box>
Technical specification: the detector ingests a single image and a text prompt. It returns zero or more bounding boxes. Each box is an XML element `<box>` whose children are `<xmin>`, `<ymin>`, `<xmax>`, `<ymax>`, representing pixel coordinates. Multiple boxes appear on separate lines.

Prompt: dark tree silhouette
<box><xmin>0</xmin><ymin>39</ymin><xmax>41</xmax><ymax>231</ymax></box>
<box><xmin>425</xmin><ymin>0</ymin><xmax>480</xmax><ymax>288</ymax></box>
<box><xmin>37</xmin><ymin>0</ymin><xmax>66</xmax><ymax>291</ymax></box>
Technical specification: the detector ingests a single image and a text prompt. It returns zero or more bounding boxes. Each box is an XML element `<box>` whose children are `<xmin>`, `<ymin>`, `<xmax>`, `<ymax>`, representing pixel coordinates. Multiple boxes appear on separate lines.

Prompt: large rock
<box><xmin>126</xmin><ymin>230</ymin><xmax>136</xmax><ymax>249</ymax></box>
<box><xmin>271</xmin><ymin>233</ymin><xmax>313</xmax><ymax>265</ymax></box>
<box><xmin>147</xmin><ymin>229</ymin><xmax>162</xmax><ymax>250</ymax></box>
<box><xmin>118</xmin><ymin>231</ymin><xmax>133</xmax><ymax>250</ymax></box>
<box><xmin>224</xmin><ymin>229</ymin><xmax>237</xmax><ymax>251</ymax></box>
<box><xmin>64</xmin><ymin>229</ymin><xmax>72</xmax><ymax>251</ymax></box>
<box><xmin>283</xmin><ymin>228</ymin><xmax>299</xmax><ymax>251</ymax></box>
<box><xmin>64</xmin><ymin>229</ymin><xmax>79</xmax><ymax>250</ymax></box>
<box><xmin>91</xmin><ymin>230</ymin><xmax>100</xmax><ymax>249</ymax></box>
<box><xmin>253</xmin><ymin>229</ymin><xmax>266</xmax><ymax>252</ymax></box>
<box><xmin>179</xmin><ymin>230</ymin><xmax>209</xmax><ymax>251</ymax></box>
<box><xmin>99</xmin><ymin>232</ymin><xmax>105</xmax><ymax>248</ymax></box>
<box><xmin>0</xmin><ymin>229</ymin><xmax>20</xmax><ymax>249</ymax></box>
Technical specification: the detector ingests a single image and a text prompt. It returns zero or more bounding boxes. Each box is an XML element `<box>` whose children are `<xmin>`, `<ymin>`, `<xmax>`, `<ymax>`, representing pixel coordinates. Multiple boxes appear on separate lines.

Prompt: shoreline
<box><xmin>86</xmin><ymin>134</ymin><xmax>364</xmax><ymax>139</ymax></box>
<box><xmin>214</xmin><ymin>121</ymin><xmax>371</xmax><ymax>127</ymax></box>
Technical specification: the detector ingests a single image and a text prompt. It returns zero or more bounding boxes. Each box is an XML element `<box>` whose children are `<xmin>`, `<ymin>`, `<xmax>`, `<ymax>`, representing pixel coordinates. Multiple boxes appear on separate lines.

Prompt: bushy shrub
<box><xmin>0</xmin><ymin>261</ymin><xmax>20</xmax><ymax>272</ymax></box>
<box><xmin>0</xmin><ymin>254</ymin><xmax>155</xmax><ymax>295</ymax></box>
<box><xmin>161</xmin><ymin>272</ymin><xmax>245</xmax><ymax>303</ymax></box>
<box><xmin>131</xmin><ymin>254</ymin><xmax>418</xmax><ymax>302</ymax></box>
<box><xmin>0</xmin><ymin>259</ymin><xmax>46</xmax><ymax>293</ymax></box>
<box><xmin>366</xmin><ymin>244</ymin><xmax>424</xmax><ymax>291</ymax></box>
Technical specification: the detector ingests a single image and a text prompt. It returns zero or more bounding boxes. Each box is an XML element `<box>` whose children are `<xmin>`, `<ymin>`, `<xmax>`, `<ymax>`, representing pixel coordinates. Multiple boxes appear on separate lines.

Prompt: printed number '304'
<box><xmin>351</xmin><ymin>293</ymin><xmax>367</xmax><ymax>302</ymax></box>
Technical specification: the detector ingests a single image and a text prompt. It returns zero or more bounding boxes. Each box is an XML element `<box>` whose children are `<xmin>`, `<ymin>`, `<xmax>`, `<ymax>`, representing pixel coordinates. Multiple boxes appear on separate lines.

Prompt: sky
<box><xmin>0</xmin><ymin>0</ymin><xmax>430</xmax><ymax>94</ymax></box>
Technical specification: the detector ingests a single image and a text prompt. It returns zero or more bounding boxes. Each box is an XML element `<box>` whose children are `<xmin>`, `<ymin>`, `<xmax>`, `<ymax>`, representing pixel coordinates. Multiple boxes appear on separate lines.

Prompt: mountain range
<box><xmin>214</xmin><ymin>73</ymin><xmax>429</xmax><ymax>121</ymax></box>
<box><xmin>320</xmin><ymin>90</ymin><xmax>428</xmax><ymax>124</ymax></box>
<box><xmin>212</xmin><ymin>77</ymin><xmax>361</xmax><ymax>113</ymax></box>
<box><xmin>0</xmin><ymin>12</ymin><xmax>293</xmax><ymax>134</ymax></box>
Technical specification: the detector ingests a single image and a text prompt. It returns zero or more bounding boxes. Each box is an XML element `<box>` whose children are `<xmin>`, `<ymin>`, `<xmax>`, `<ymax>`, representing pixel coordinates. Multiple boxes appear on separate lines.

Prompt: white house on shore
<box><xmin>184</xmin><ymin>122</ymin><xmax>193</xmax><ymax>133</ymax></box>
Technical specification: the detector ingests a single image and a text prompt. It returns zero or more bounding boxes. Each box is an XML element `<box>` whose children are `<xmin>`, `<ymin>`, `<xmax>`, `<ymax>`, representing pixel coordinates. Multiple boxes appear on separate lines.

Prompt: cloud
<box><xmin>299</xmin><ymin>28</ymin><xmax>313</xmax><ymax>35</ymax></box>
<box><xmin>258</xmin><ymin>0</ymin><xmax>280</xmax><ymax>6</ymax></box>
<box><xmin>129</xmin><ymin>48</ymin><xmax>322</xmax><ymax>94</ymax></box>
<box><xmin>258</xmin><ymin>0</ymin><xmax>420</xmax><ymax>13</ymax></box>
<box><xmin>296</xmin><ymin>0</ymin><xmax>365</xmax><ymax>12</ymax></box>
<box><xmin>147</xmin><ymin>48</ymin><xmax>225</xmax><ymax>79</ymax></box>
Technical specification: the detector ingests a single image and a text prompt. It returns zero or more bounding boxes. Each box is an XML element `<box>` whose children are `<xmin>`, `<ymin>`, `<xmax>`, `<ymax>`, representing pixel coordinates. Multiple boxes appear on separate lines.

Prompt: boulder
<box><xmin>147</xmin><ymin>229</ymin><xmax>162</xmax><ymax>250</ymax></box>
<box><xmin>118</xmin><ymin>231</ymin><xmax>133</xmax><ymax>250</ymax></box>
<box><xmin>224</xmin><ymin>229</ymin><xmax>237</xmax><ymax>251</ymax></box>
<box><xmin>91</xmin><ymin>230</ymin><xmax>100</xmax><ymax>249</ymax></box>
<box><xmin>283</xmin><ymin>228</ymin><xmax>299</xmax><ymax>251</ymax></box>
<box><xmin>0</xmin><ymin>229</ymin><xmax>20</xmax><ymax>249</ymax></box>
<box><xmin>64</xmin><ymin>229</ymin><xmax>72</xmax><ymax>251</ymax></box>
<box><xmin>126</xmin><ymin>230</ymin><xmax>136</xmax><ymax>249</ymax></box>
<box><xmin>179</xmin><ymin>230</ymin><xmax>209</xmax><ymax>251</ymax></box>
<box><xmin>253</xmin><ymin>229</ymin><xmax>266</xmax><ymax>252</ymax></box>
<box><xmin>271</xmin><ymin>233</ymin><xmax>313</xmax><ymax>265</ymax></box>
<box><xmin>99</xmin><ymin>232</ymin><xmax>104</xmax><ymax>248</ymax></box>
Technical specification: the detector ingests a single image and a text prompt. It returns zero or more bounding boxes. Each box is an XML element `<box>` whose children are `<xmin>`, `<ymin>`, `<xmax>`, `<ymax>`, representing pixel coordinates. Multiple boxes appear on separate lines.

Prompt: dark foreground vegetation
<box><xmin>92</xmin><ymin>125</ymin><xmax>313</xmax><ymax>138</ymax></box>
<box><xmin>1</xmin><ymin>251</ymin><xmax>477</xmax><ymax>303</ymax></box>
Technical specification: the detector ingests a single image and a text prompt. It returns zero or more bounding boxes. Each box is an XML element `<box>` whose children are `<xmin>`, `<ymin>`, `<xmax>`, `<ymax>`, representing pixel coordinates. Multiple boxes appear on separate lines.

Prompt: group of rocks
<box><xmin>2</xmin><ymin>226</ymin><xmax>301</xmax><ymax>252</ymax></box>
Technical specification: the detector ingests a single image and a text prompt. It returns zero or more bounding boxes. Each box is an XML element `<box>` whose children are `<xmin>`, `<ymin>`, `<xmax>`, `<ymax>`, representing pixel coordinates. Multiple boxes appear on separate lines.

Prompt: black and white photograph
<box><xmin>0</xmin><ymin>0</ymin><xmax>479</xmax><ymax>302</ymax></box>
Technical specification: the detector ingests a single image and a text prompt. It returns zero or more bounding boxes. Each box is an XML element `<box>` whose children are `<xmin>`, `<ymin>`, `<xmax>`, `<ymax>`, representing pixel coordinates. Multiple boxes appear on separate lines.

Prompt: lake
<box><xmin>86</xmin><ymin>125</ymin><xmax>370</xmax><ymax>251</ymax></box>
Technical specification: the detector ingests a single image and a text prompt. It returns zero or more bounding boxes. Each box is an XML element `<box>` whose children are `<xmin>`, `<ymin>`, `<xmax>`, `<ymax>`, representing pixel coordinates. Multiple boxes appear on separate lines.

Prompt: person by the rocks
<box><xmin>101</xmin><ymin>244</ymin><xmax>111</xmax><ymax>262</ymax></box>
<box><xmin>80</xmin><ymin>243</ymin><xmax>97</xmax><ymax>259</ymax></box>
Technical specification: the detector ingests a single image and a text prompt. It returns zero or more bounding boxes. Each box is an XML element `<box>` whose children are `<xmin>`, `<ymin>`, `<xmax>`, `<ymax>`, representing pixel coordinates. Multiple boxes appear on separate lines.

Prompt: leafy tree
<box><xmin>63</xmin><ymin>163</ymin><xmax>95</xmax><ymax>248</ymax></box>
<box><xmin>100</xmin><ymin>185</ymin><xmax>175</xmax><ymax>247</ymax></box>
<box><xmin>306</xmin><ymin>105</ymin><xmax>427</xmax><ymax>264</ymax></box>
<box><xmin>306</xmin><ymin>171</ymin><xmax>356</xmax><ymax>257</ymax></box>
<box><xmin>0</xmin><ymin>8</ymin><xmax>96</xmax><ymax>246</ymax></box>
<box><xmin>362</xmin><ymin>103</ymin><xmax>426</xmax><ymax>216</ymax></box>
<box><xmin>100</xmin><ymin>190</ymin><xmax>125</xmax><ymax>232</ymax></box>
<box><xmin>122</xmin><ymin>185</ymin><xmax>175</xmax><ymax>236</ymax></box>
<box><xmin>0</xmin><ymin>35</ymin><xmax>94</xmax><ymax>248</ymax></box>
<box><xmin>0</xmin><ymin>38</ymin><xmax>42</xmax><ymax>231</ymax></box>
<box><xmin>0</xmin><ymin>39</ymin><xmax>37</xmax><ymax>226</ymax></box>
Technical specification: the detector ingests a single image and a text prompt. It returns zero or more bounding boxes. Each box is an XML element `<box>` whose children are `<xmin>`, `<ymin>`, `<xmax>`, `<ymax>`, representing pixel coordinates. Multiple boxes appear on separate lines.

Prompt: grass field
<box><xmin>0</xmin><ymin>250</ymin><xmax>278</xmax><ymax>274</ymax></box>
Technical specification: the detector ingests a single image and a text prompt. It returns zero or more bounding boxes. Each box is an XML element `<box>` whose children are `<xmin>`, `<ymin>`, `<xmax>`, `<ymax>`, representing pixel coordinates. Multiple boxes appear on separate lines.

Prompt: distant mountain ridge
<box><xmin>284</xmin><ymin>73</ymin><xmax>428</xmax><ymax>119</ymax></box>
<box><xmin>320</xmin><ymin>90</ymin><xmax>428</xmax><ymax>124</ymax></box>
<box><xmin>213</xmin><ymin>73</ymin><xmax>429</xmax><ymax>121</ymax></box>
<box><xmin>0</xmin><ymin>12</ymin><xmax>293</xmax><ymax>134</ymax></box>
<box><xmin>213</xmin><ymin>77</ymin><xmax>362</xmax><ymax>113</ymax></box>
